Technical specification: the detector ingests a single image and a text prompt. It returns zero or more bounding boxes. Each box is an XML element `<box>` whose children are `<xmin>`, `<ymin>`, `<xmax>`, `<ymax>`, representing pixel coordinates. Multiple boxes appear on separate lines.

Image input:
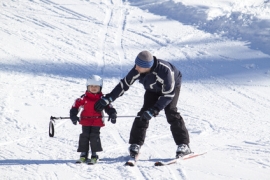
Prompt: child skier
<box><xmin>70</xmin><ymin>75</ymin><xmax>117</xmax><ymax>164</ymax></box>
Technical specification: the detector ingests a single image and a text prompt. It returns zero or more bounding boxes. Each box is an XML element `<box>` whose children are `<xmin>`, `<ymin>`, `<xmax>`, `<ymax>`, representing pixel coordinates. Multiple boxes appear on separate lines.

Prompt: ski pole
<box><xmin>50</xmin><ymin>116</ymin><xmax>69</xmax><ymax>120</ymax></box>
<box><xmin>50</xmin><ymin>115</ymin><xmax>140</xmax><ymax>120</ymax></box>
<box><xmin>49</xmin><ymin>115</ymin><xmax>140</xmax><ymax>137</ymax></box>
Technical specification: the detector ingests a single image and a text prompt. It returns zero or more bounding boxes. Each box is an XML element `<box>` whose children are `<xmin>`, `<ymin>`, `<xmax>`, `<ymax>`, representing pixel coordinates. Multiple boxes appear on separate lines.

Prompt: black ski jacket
<box><xmin>108</xmin><ymin>57</ymin><xmax>182</xmax><ymax>111</ymax></box>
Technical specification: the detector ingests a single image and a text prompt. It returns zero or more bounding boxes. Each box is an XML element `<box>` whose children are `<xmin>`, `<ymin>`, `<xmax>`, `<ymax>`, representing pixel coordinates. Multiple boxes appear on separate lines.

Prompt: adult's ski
<box><xmin>124</xmin><ymin>154</ymin><xmax>140</xmax><ymax>166</ymax></box>
<box><xmin>154</xmin><ymin>152</ymin><xmax>207</xmax><ymax>166</ymax></box>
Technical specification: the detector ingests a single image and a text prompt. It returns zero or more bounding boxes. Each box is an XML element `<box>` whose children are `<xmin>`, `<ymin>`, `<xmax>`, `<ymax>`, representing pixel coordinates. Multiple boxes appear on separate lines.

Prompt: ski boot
<box><xmin>129</xmin><ymin>144</ymin><xmax>140</xmax><ymax>158</ymax></box>
<box><xmin>176</xmin><ymin>144</ymin><xmax>191</xmax><ymax>158</ymax></box>
<box><xmin>76</xmin><ymin>152</ymin><xmax>89</xmax><ymax>163</ymax></box>
<box><xmin>87</xmin><ymin>155</ymin><xmax>99</xmax><ymax>165</ymax></box>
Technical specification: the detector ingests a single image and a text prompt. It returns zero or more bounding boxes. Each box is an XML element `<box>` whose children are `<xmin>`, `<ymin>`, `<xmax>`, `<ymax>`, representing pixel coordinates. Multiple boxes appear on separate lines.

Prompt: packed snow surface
<box><xmin>0</xmin><ymin>0</ymin><xmax>270</xmax><ymax>179</ymax></box>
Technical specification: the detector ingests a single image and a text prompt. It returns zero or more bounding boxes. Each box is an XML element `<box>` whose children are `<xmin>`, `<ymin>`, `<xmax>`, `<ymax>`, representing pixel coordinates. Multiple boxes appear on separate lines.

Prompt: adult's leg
<box><xmin>129</xmin><ymin>91</ymin><xmax>159</xmax><ymax>145</ymax></box>
<box><xmin>165</xmin><ymin>86</ymin><xmax>190</xmax><ymax>145</ymax></box>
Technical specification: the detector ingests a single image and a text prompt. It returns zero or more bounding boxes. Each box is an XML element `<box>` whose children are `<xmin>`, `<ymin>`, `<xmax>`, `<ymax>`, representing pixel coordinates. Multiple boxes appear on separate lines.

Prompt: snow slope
<box><xmin>0</xmin><ymin>0</ymin><xmax>270</xmax><ymax>179</ymax></box>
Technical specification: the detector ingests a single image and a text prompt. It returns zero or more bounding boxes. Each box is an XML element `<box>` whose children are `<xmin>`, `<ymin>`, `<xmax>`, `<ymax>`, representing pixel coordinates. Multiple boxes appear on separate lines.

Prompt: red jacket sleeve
<box><xmin>72</xmin><ymin>97</ymin><xmax>85</xmax><ymax>109</ymax></box>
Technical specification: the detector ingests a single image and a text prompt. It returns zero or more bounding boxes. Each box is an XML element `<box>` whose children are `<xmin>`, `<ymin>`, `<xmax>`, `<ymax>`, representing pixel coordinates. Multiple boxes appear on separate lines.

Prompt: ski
<box><xmin>75</xmin><ymin>158</ymin><xmax>86</xmax><ymax>164</ymax></box>
<box><xmin>86</xmin><ymin>160</ymin><xmax>95</xmax><ymax>165</ymax></box>
<box><xmin>124</xmin><ymin>154</ymin><xmax>140</xmax><ymax>166</ymax></box>
<box><xmin>154</xmin><ymin>152</ymin><xmax>207</xmax><ymax>166</ymax></box>
<box><xmin>86</xmin><ymin>158</ymin><xmax>99</xmax><ymax>165</ymax></box>
<box><xmin>75</xmin><ymin>159</ymin><xmax>99</xmax><ymax>165</ymax></box>
<box><xmin>75</xmin><ymin>157</ymin><xmax>99</xmax><ymax>165</ymax></box>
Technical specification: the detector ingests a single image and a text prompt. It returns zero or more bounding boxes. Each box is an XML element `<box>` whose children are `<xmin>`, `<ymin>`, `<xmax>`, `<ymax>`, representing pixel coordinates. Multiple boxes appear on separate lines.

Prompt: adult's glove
<box><xmin>140</xmin><ymin>107</ymin><xmax>159</xmax><ymax>121</ymax></box>
<box><xmin>70</xmin><ymin>107</ymin><xmax>79</xmax><ymax>125</ymax></box>
<box><xmin>94</xmin><ymin>95</ymin><xmax>113</xmax><ymax>112</ymax></box>
<box><xmin>107</xmin><ymin>108</ymin><xmax>117</xmax><ymax>124</ymax></box>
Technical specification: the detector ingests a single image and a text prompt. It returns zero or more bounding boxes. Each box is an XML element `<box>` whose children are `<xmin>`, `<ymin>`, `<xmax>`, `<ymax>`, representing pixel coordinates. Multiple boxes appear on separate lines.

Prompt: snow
<box><xmin>0</xmin><ymin>0</ymin><xmax>269</xmax><ymax>179</ymax></box>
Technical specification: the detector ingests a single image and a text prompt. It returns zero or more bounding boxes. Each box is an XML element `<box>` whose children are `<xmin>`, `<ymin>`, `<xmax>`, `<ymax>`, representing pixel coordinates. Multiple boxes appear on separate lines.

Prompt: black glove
<box><xmin>94</xmin><ymin>95</ymin><xmax>113</xmax><ymax>112</ymax></box>
<box><xmin>140</xmin><ymin>107</ymin><xmax>159</xmax><ymax>121</ymax></box>
<box><xmin>107</xmin><ymin>108</ymin><xmax>117</xmax><ymax>124</ymax></box>
<box><xmin>70</xmin><ymin>107</ymin><xmax>79</xmax><ymax>125</ymax></box>
<box><xmin>71</xmin><ymin>116</ymin><xmax>79</xmax><ymax>125</ymax></box>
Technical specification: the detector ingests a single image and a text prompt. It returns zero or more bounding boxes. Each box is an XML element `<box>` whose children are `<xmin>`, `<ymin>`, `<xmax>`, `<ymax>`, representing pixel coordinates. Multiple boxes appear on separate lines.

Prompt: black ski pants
<box><xmin>77</xmin><ymin>126</ymin><xmax>103</xmax><ymax>153</ymax></box>
<box><xmin>129</xmin><ymin>86</ymin><xmax>190</xmax><ymax>146</ymax></box>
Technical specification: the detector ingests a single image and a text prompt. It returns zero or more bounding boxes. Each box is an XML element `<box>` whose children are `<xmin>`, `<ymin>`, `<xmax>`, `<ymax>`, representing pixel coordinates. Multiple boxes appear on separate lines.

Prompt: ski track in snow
<box><xmin>0</xmin><ymin>0</ymin><xmax>270</xmax><ymax>179</ymax></box>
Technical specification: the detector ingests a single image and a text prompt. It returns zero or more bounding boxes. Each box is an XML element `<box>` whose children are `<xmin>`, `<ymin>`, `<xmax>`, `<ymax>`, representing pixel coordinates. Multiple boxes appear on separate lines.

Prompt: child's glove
<box><xmin>70</xmin><ymin>107</ymin><xmax>79</xmax><ymax>125</ymax></box>
<box><xmin>71</xmin><ymin>116</ymin><xmax>79</xmax><ymax>125</ymax></box>
<box><xmin>107</xmin><ymin>108</ymin><xmax>117</xmax><ymax>124</ymax></box>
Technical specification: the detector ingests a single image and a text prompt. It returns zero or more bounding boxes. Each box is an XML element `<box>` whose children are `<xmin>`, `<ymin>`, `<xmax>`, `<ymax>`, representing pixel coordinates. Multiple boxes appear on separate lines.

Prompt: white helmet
<box><xmin>86</xmin><ymin>75</ymin><xmax>103</xmax><ymax>87</ymax></box>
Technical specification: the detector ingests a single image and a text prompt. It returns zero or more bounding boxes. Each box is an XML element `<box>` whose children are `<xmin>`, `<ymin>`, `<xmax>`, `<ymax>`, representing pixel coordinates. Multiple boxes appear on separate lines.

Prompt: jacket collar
<box><xmin>150</xmin><ymin>56</ymin><xmax>158</xmax><ymax>73</ymax></box>
<box><xmin>85</xmin><ymin>91</ymin><xmax>103</xmax><ymax>97</ymax></box>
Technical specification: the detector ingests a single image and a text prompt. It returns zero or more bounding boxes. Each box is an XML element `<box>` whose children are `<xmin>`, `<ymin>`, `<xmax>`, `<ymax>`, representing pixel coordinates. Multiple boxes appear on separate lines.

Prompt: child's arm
<box><xmin>69</xmin><ymin>96</ymin><xmax>84</xmax><ymax>125</ymax></box>
<box><xmin>70</xmin><ymin>107</ymin><xmax>79</xmax><ymax>125</ymax></box>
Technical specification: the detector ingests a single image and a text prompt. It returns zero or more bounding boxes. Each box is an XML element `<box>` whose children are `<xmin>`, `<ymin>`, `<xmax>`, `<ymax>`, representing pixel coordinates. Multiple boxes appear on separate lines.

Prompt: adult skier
<box><xmin>94</xmin><ymin>51</ymin><xmax>191</xmax><ymax>159</ymax></box>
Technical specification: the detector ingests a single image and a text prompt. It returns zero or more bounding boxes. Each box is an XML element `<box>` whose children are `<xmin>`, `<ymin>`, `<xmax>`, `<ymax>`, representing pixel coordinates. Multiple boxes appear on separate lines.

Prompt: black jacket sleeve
<box><xmin>108</xmin><ymin>66</ymin><xmax>140</xmax><ymax>101</ymax></box>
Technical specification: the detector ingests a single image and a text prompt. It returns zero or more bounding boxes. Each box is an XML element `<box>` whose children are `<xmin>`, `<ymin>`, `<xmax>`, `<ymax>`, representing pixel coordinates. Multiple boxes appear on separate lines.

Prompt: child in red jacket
<box><xmin>70</xmin><ymin>75</ymin><xmax>117</xmax><ymax>164</ymax></box>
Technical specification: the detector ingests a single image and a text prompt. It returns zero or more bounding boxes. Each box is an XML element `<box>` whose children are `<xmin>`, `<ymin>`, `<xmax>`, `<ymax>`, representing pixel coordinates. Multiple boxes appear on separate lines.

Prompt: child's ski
<box><xmin>154</xmin><ymin>152</ymin><xmax>207</xmax><ymax>166</ymax></box>
<box><xmin>75</xmin><ymin>159</ymin><xmax>99</xmax><ymax>165</ymax></box>
<box><xmin>75</xmin><ymin>157</ymin><xmax>87</xmax><ymax>164</ymax></box>
<box><xmin>86</xmin><ymin>157</ymin><xmax>99</xmax><ymax>165</ymax></box>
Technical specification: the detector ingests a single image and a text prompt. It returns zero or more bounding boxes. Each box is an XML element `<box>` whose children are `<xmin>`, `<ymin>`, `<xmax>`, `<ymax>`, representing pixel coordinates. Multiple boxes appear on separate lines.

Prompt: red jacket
<box><xmin>72</xmin><ymin>91</ymin><xmax>105</xmax><ymax>127</ymax></box>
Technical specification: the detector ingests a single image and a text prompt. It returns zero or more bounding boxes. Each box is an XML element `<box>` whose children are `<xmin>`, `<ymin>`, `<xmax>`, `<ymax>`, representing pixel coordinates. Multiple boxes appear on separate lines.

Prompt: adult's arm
<box><xmin>108</xmin><ymin>66</ymin><xmax>140</xmax><ymax>101</ymax></box>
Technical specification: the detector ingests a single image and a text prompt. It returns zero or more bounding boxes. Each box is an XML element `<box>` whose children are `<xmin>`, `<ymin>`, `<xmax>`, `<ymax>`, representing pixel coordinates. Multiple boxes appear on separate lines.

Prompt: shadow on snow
<box><xmin>0</xmin><ymin>56</ymin><xmax>269</xmax><ymax>82</ymax></box>
<box><xmin>0</xmin><ymin>159</ymin><xmax>74</xmax><ymax>165</ymax></box>
<box><xmin>0</xmin><ymin>156</ymin><xmax>129</xmax><ymax>166</ymax></box>
<box><xmin>128</xmin><ymin>0</ymin><xmax>270</xmax><ymax>56</ymax></box>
